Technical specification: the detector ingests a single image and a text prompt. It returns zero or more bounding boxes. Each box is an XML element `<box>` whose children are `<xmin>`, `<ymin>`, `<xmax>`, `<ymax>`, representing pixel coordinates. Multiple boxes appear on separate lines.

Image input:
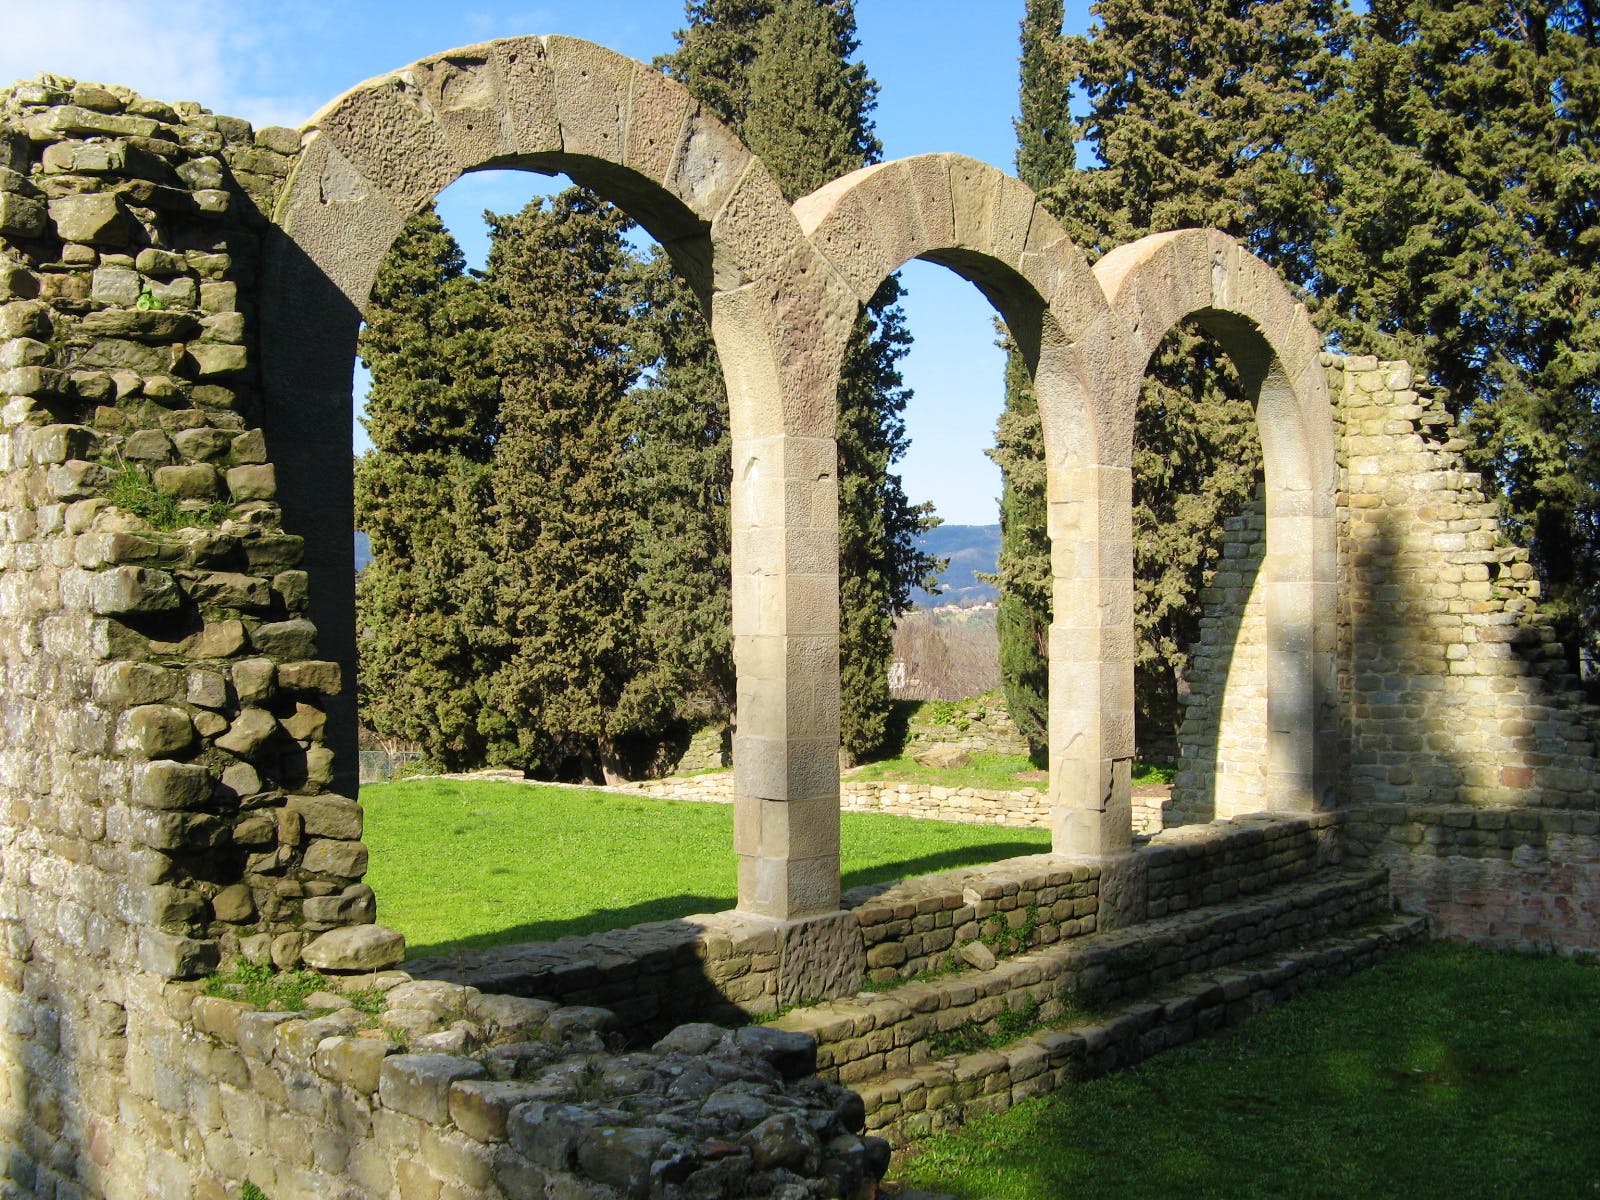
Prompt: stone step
<box><xmin>770</xmin><ymin>866</ymin><xmax>1393</xmax><ymax>1086</ymax></box>
<box><xmin>865</xmin><ymin>912</ymin><xmax>1427</xmax><ymax>1149</ymax></box>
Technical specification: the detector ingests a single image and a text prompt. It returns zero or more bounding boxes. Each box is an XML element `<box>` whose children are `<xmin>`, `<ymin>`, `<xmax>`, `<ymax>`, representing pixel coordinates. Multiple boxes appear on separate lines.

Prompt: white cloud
<box><xmin>0</xmin><ymin>3</ymin><xmax>230</xmax><ymax>105</ymax></box>
<box><xmin>0</xmin><ymin>1</ymin><xmax>320</xmax><ymax>128</ymax></box>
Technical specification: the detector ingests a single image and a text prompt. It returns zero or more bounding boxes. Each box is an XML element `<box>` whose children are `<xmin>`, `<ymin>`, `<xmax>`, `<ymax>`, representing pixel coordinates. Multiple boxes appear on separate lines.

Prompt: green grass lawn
<box><xmin>896</xmin><ymin>941</ymin><xmax>1600</xmax><ymax>1200</ymax></box>
<box><xmin>845</xmin><ymin>752</ymin><xmax>1176</xmax><ymax>792</ymax></box>
<box><xmin>361</xmin><ymin>779</ymin><xmax>1049</xmax><ymax>958</ymax></box>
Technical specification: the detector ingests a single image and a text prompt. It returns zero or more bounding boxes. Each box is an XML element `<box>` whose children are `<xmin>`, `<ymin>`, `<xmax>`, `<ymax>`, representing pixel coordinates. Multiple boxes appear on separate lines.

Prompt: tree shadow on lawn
<box><xmin>405</xmin><ymin>841</ymin><xmax>1048</xmax><ymax>959</ymax></box>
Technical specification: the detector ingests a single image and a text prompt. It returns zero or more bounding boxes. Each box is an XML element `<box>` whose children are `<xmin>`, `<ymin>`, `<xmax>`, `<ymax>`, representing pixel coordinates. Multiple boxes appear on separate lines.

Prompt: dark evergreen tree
<box><xmin>354</xmin><ymin>205</ymin><xmax>502</xmax><ymax>769</ymax></box>
<box><xmin>479</xmin><ymin>189</ymin><xmax>663</xmax><ymax>777</ymax></box>
<box><xmin>985</xmin><ymin>338</ymin><xmax>1051</xmax><ymax>760</ymax></box>
<box><xmin>624</xmin><ymin>250</ymin><xmax>736</xmax><ymax>728</ymax></box>
<box><xmin>666</xmin><ymin>0</ymin><xmax>940</xmax><ymax>761</ymax></box>
<box><xmin>1299</xmin><ymin>1</ymin><xmax>1600</xmax><ymax>662</ymax></box>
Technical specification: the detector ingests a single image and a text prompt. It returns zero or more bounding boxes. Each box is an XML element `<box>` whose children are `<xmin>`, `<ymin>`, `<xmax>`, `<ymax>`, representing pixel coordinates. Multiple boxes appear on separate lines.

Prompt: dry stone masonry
<box><xmin>0</xmin><ymin>30</ymin><xmax>1596</xmax><ymax>1200</ymax></box>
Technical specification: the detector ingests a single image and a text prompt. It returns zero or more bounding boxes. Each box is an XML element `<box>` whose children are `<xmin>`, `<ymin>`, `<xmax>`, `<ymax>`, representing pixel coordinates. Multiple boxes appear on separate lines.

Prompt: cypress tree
<box><xmin>666</xmin><ymin>0</ymin><xmax>939</xmax><ymax>762</ymax></box>
<box><xmin>480</xmin><ymin>189</ymin><xmax>661</xmax><ymax>777</ymax></box>
<box><xmin>624</xmin><ymin>250</ymin><xmax>736</xmax><ymax>728</ymax></box>
<box><xmin>1299</xmin><ymin>1</ymin><xmax>1600</xmax><ymax>663</ymax></box>
<box><xmin>986</xmin><ymin>337</ymin><xmax>1051</xmax><ymax>760</ymax></box>
<box><xmin>354</xmin><ymin>205</ymin><xmax>502</xmax><ymax>769</ymax></box>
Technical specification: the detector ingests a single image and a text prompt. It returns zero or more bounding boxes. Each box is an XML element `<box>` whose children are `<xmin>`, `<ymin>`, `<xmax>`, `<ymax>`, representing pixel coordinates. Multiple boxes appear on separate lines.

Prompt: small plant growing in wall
<box><xmin>240</xmin><ymin>1183</ymin><xmax>269</xmax><ymax>1200</ymax></box>
<box><xmin>103</xmin><ymin>456</ymin><xmax>232</xmax><ymax>530</ymax></box>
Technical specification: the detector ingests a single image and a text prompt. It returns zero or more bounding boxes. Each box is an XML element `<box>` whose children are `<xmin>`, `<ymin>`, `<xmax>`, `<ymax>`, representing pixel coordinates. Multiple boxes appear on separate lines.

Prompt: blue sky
<box><xmin>0</xmin><ymin>1</ymin><xmax>1097</xmax><ymax>526</ymax></box>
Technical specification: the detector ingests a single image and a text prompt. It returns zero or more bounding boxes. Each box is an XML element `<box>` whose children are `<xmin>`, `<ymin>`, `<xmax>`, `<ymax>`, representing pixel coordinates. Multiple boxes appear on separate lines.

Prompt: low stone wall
<box><xmin>409</xmin><ymin>815</ymin><xmax>1338</xmax><ymax>1032</ymax></box>
<box><xmin>1347</xmin><ymin>801</ymin><xmax>1600</xmax><ymax>956</ymax></box>
<box><xmin>783</xmin><ymin>868</ymin><xmax>1392</xmax><ymax>1087</ymax></box>
<box><xmin>859</xmin><ymin>912</ymin><xmax>1426</xmax><ymax>1146</ymax></box>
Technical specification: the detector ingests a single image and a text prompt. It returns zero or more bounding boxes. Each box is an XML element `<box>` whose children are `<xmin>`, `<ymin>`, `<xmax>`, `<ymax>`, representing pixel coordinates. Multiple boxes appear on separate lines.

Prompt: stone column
<box><xmin>715</xmin><ymin>278</ymin><xmax>851</xmax><ymax>921</ymax></box>
<box><xmin>1047</xmin><ymin>462</ymin><xmax>1135</xmax><ymax>859</ymax></box>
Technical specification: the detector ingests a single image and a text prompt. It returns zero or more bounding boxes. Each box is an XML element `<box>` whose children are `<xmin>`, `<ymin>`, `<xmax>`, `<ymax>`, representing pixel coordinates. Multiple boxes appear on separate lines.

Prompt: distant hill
<box><xmin>355</xmin><ymin>524</ymin><xmax>1002</xmax><ymax>609</ymax></box>
<box><xmin>912</xmin><ymin>523</ymin><xmax>1001</xmax><ymax>608</ymax></box>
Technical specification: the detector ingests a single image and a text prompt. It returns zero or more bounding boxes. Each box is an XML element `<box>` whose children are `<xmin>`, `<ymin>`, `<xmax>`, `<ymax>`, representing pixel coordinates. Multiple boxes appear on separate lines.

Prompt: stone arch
<box><xmin>794</xmin><ymin>154</ymin><xmax>1139</xmax><ymax>862</ymax></box>
<box><xmin>260</xmin><ymin>36</ymin><xmax>858</xmax><ymax>921</ymax></box>
<box><xmin>1093</xmin><ymin>229</ymin><xmax>1338</xmax><ymax>813</ymax></box>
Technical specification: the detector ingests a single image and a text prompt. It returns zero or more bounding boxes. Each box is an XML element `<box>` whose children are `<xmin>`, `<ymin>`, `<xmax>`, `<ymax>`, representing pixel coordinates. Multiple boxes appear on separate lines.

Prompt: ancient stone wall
<box><xmin>0</xmin><ymin>77</ymin><xmax>407</xmax><ymax>1200</ymax></box>
<box><xmin>1174</xmin><ymin>355</ymin><xmax>1600</xmax><ymax>953</ymax></box>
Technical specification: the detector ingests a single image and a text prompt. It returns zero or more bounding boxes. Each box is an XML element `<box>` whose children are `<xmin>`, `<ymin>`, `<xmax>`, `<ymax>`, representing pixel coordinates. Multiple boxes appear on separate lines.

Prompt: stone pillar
<box><xmin>716</xmin><ymin>278</ymin><xmax>851</xmax><ymax>921</ymax></box>
<box><xmin>1047</xmin><ymin>462</ymin><xmax>1135</xmax><ymax>858</ymax></box>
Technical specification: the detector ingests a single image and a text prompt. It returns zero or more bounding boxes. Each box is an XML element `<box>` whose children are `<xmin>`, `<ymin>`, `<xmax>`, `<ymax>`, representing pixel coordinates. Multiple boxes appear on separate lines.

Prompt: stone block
<box><xmin>232</xmin><ymin>657</ymin><xmax>276</xmax><ymax>704</ymax></box>
<box><xmin>250</xmin><ymin>618</ymin><xmax>318</xmax><ymax>660</ymax></box>
<box><xmin>316</xmin><ymin>1035</ymin><xmax>394</xmax><ymax>1094</ymax></box>
<box><xmin>186</xmin><ymin>619</ymin><xmax>248</xmax><ymax>658</ymax></box>
<box><xmin>279</xmin><ymin>659</ymin><xmax>342</xmax><ymax>694</ymax></box>
<box><xmin>0</xmin><ymin>192</ymin><xmax>45</xmax><ymax>237</ymax></box>
<box><xmin>154</xmin><ymin>463</ymin><xmax>219</xmax><ymax>499</ymax></box>
<box><xmin>119</xmin><ymin>704</ymin><xmax>195</xmax><ymax>758</ymax></box>
<box><xmin>302</xmin><ymin>884</ymin><xmax>376</xmax><ymax>927</ymax></box>
<box><xmin>289</xmin><ymin>795</ymin><xmax>364</xmax><ymax>840</ymax></box>
<box><xmin>303</xmin><ymin>924</ymin><xmax>404</xmax><ymax>972</ymax></box>
<box><xmin>378</xmin><ymin>1054</ymin><xmax>488</xmax><ymax>1124</ymax></box>
<box><xmin>450</xmin><ymin>1080</ymin><xmax>545</xmax><ymax>1142</ymax></box>
<box><xmin>226</xmin><ymin>464</ymin><xmax>276</xmax><ymax>500</ymax></box>
<box><xmin>577</xmin><ymin>1126</ymin><xmax>671</xmax><ymax>1197</ymax></box>
<box><xmin>90</xmin><ymin>564</ymin><xmax>182</xmax><ymax>615</ymax></box>
<box><xmin>212</xmin><ymin>884</ymin><xmax>256</xmax><ymax>924</ymax></box>
<box><xmin>95</xmin><ymin>661</ymin><xmax>178</xmax><ymax>706</ymax></box>
<box><xmin>303</xmin><ymin>837</ymin><xmax>369</xmax><ymax>878</ymax></box>
<box><xmin>133</xmin><ymin>760</ymin><xmax>213</xmax><ymax>810</ymax></box>
<box><xmin>214</xmin><ymin>707</ymin><xmax>277</xmax><ymax>757</ymax></box>
<box><xmin>49</xmin><ymin>193</ymin><xmax>130</xmax><ymax>245</ymax></box>
<box><xmin>138</xmin><ymin>931</ymin><xmax>219</xmax><ymax>979</ymax></box>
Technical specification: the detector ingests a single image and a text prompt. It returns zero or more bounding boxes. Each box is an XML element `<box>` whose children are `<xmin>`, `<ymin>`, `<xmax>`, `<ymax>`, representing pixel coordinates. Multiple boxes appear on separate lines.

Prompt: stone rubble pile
<box><xmin>178</xmin><ymin>969</ymin><xmax>892</xmax><ymax>1199</ymax></box>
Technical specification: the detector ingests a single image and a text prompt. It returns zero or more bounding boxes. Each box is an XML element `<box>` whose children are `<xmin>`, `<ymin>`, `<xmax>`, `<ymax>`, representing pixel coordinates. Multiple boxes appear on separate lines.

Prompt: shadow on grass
<box><xmin>841</xmin><ymin>843</ymin><xmax>1050</xmax><ymax>894</ymax></box>
<box><xmin>406</xmin><ymin>843</ymin><xmax>1048</xmax><ymax>960</ymax></box>
<box><xmin>404</xmin><ymin>892</ymin><xmax>735</xmax><ymax>960</ymax></box>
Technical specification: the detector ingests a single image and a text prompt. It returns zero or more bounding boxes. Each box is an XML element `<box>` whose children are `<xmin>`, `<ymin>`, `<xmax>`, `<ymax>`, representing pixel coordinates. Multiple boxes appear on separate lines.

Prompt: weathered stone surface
<box><xmin>213</xmin><ymin>706</ymin><xmax>277</xmax><ymax>757</ymax></box>
<box><xmin>225</xmin><ymin>463</ymin><xmax>276</xmax><ymax>500</ymax></box>
<box><xmin>278</xmin><ymin>659</ymin><xmax>341</xmax><ymax>694</ymax></box>
<box><xmin>301</xmin><ymin>924</ymin><xmax>407</xmax><ymax>974</ymax></box>
<box><xmin>249</xmin><ymin>618</ymin><xmax>317</xmax><ymax>660</ymax></box>
<box><xmin>119</xmin><ymin>704</ymin><xmax>195</xmax><ymax>758</ymax></box>
<box><xmin>186</xmin><ymin>619</ymin><xmax>248</xmax><ymax>658</ymax></box>
<box><xmin>211</xmin><ymin>883</ymin><xmax>255</xmax><ymax>923</ymax></box>
<box><xmin>302</xmin><ymin>884</ymin><xmax>376</xmax><ymax>927</ymax></box>
<box><xmin>132</xmin><ymin>759</ymin><xmax>213</xmax><ymax>810</ymax></box>
<box><xmin>89</xmin><ymin>564</ymin><xmax>181</xmax><ymax>614</ymax></box>
<box><xmin>378</xmin><ymin>1053</ymin><xmax>486</xmax><ymax>1122</ymax></box>
<box><xmin>913</xmin><ymin>744</ymin><xmax>971</xmax><ymax>770</ymax></box>
<box><xmin>138</xmin><ymin>931</ymin><xmax>220</xmax><ymax>979</ymax></box>
<box><xmin>49</xmin><ymin>192</ymin><xmax>130</xmax><ymax>244</ymax></box>
<box><xmin>302</xmin><ymin>837</ymin><xmax>368</xmax><ymax>878</ymax></box>
<box><xmin>315</xmin><ymin>1035</ymin><xmax>394</xmax><ymax>1093</ymax></box>
<box><xmin>959</xmin><ymin>940</ymin><xmax>998</xmax><ymax>971</ymax></box>
<box><xmin>153</xmin><ymin>463</ymin><xmax>218</xmax><ymax>498</ymax></box>
<box><xmin>231</xmin><ymin>657</ymin><xmax>275</xmax><ymax>704</ymax></box>
<box><xmin>288</xmin><ymin>794</ymin><xmax>362</xmax><ymax>840</ymax></box>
